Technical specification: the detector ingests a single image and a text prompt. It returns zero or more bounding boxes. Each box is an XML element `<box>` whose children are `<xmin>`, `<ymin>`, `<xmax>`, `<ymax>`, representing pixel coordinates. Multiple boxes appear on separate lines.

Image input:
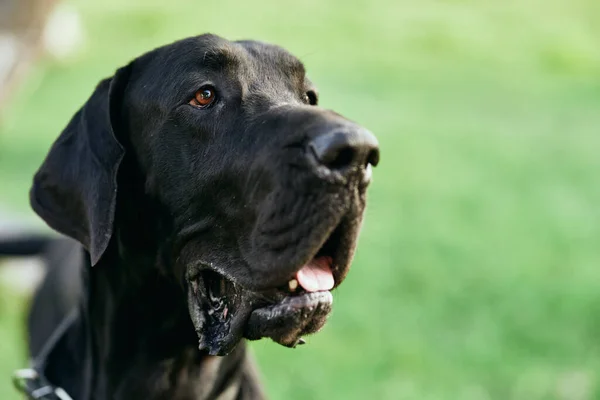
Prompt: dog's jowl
<box><xmin>24</xmin><ymin>34</ymin><xmax>379</xmax><ymax>400</ymax></box>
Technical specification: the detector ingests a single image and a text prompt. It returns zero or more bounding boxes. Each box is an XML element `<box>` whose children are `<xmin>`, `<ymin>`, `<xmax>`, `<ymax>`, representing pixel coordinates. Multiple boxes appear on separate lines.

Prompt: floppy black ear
<box><xmin>30</xmin><ymin>65</ymin><xmax>132</xmax><ymax>266</ymax></box>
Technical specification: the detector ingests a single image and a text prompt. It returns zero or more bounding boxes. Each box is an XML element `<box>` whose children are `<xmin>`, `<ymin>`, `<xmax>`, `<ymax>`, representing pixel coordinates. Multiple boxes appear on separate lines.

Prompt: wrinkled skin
<box><xmin>28</xmin><ymin>34</ymin><xmax>379</xmax><ymax>399</ymax></box>
<box><xmin>120</xmin><ymin>35</ymin><xmax>379</xmax><ymax>355</ymax></box>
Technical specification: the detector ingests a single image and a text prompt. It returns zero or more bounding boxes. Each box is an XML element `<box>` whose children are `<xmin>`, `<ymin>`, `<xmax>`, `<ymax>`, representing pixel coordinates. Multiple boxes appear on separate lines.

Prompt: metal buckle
<box><xmin>13</xmin><ymin>368</ymin><xmax>74</xmax><ymax>400</ymax></box>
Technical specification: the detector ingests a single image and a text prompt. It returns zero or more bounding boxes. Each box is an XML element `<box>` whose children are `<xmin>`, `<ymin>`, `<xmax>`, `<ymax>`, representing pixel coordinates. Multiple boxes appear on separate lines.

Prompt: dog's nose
<box><xmin>309</xmin><ymin>128</ymin><xmax>379</xmax><ymax>173</ymax></box>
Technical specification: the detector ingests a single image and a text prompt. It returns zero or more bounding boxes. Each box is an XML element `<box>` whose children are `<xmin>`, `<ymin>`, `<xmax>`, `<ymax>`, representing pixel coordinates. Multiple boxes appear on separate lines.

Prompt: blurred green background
<box><xmin>1</xmin><ymin>0</ymin><xmax>600</xmax><ymax>399</ymax></box>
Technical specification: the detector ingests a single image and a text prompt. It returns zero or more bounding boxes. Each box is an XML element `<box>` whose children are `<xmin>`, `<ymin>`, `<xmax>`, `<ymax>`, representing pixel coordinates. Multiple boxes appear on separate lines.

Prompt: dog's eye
<box><xmin>190</xmin><ymin>86</ymin><xmax>216</xmax><ymax>108</ymax></box>
<box><xmin>304</xmin><ymin>90</ymin><xmax>318</xmax><ymax>106</ymax></box>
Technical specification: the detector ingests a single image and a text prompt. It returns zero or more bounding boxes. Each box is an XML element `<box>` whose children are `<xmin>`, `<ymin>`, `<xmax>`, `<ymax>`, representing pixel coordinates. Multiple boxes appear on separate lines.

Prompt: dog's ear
<box><xmin>30</xmin><ymin>64</ymin><xmax>132</xmax><ymax>266</ymax></box>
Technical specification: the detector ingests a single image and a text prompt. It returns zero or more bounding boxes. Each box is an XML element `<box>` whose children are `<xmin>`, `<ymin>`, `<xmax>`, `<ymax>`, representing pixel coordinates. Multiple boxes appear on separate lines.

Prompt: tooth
<box><xmin>364</xmin><ymin>163</ymin><xmax>373</xmax><ymax>183</ymax></box>
<box><xmin>288</xmin><ymin>279</ymin><xmax>298</xmax><ymax>291</ymax></box>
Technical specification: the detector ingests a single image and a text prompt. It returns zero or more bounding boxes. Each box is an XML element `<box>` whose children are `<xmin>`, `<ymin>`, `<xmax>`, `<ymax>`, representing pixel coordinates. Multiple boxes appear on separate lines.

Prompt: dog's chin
<box><xmin>186</xmin><ymin>272</ymin><xmax>335</xmax><ymax>355</ymax></box>
<box><xmin>185</xmin><ymin>215</ymin><xmax>361</xmax><ymax>356</ymax></box>
<box><xmin>243</xmin><ymin>290</ymin><xmax>333</xmax><ymax>347</ymax></box>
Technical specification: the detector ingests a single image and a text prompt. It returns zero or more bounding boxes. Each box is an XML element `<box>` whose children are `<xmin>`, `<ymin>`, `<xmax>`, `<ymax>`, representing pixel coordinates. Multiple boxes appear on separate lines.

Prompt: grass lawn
<box><xmin>1</xmin><ymin>0</ymin><xmax>600</xmax><ymax>398</ymax></box>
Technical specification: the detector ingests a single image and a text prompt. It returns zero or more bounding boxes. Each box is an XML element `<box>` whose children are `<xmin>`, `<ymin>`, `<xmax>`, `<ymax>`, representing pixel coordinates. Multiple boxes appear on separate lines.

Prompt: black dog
<box><xmin>20</xmin><ymin>33</ymin><xmax>379</xmax><ymax>399</ymax></box>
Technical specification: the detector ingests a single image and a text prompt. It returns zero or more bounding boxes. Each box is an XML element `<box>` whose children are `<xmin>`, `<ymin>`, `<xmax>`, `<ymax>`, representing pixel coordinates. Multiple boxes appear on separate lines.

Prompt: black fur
<box><xmin>25</xmin><ymin>34</ymin><xmax>379</xmax><ymax>399</ymax></box>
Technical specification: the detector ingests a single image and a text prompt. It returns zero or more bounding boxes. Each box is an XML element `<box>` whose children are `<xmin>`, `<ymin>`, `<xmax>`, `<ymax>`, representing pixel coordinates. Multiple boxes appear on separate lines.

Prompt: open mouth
<box><xmin>187</xmin><ymin>217</ymin><xmax>353</xmax><ymax>355</ymax></box>
<box><xmin>281</xmin><ymin>218</ymin><xmax>347</xmax><ymax>294</ymax></box>
<box><xmin>285</xmin><ymin>255</ymin><xmax>334</xmax><ymax>293</ymax></box>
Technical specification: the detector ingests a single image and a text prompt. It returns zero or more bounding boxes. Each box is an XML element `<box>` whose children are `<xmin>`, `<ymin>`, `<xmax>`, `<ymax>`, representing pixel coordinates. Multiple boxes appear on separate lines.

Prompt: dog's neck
<box><xmin>79</xmin><ymin>225</ymin><xmax>262</xmax><ymax>399</ymax></box>
<box><xmin>64</xmin><ymin>159</ymin><xmax>264</xmax><ymax>399</ymax></box>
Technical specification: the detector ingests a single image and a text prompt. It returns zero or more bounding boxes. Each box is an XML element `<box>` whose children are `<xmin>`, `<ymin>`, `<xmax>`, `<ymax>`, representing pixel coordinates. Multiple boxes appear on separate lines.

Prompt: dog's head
<box><xmin>31</xmin><ymin>34</ymin><xmax>379</xmax><ymax>355</ymax></box>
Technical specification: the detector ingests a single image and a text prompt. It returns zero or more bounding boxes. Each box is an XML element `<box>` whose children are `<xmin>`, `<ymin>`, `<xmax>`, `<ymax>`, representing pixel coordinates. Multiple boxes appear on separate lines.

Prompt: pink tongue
<box><xmin>295</xmin><ymin>256</ymin><xmax>335</xmax><ymax>292</ymax></box>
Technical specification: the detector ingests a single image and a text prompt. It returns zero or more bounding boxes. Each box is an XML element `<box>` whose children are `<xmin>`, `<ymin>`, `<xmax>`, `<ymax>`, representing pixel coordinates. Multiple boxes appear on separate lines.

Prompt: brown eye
<box><xmin>190</xmin><ymin>86</ymin><xmax>216</xmax><ymax>108</ymax></box>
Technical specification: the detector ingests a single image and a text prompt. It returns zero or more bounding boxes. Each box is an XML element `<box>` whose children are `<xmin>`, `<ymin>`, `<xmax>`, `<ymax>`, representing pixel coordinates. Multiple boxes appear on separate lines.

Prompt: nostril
<box><xmin>328</xmin><ymin>147</ymin><xmax>355</xmax><ymax>170</ymax></box>
<box><xmin>367</xmin><ymin>149</ymin><xmax>380</xmax><ymax>167</ymax></box>
<box><xmin>309</xmin><ymin>138</ymin><xmax>355</xmax><ymax>171</ymax></box>
<box><xmin>309</xmin><ymin>140</ymin><xmax>356</xmax><ymax>171</ymax></box>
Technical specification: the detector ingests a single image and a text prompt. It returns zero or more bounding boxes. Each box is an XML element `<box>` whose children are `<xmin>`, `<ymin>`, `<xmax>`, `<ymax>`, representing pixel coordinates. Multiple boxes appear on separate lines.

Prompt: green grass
<box><xmin>0</xmin><ymin>289</ymin><xmax>27</xmax><ymax>399</ymax></box>
<box><xmin>1</xmin><ymin>0</ymin><xmax>600</xmax><ymax>398</ymax></box>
